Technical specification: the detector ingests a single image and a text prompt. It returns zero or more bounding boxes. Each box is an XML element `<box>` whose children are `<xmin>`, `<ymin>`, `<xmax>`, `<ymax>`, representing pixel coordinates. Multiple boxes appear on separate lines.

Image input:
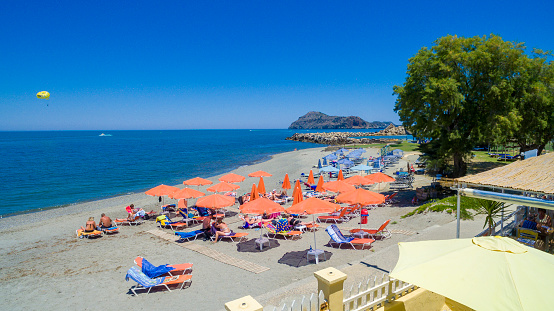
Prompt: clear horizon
<box><xmin>1</xmin><ymin>1</ymin><xmax>552</xmax><ymax>131</ymax></box>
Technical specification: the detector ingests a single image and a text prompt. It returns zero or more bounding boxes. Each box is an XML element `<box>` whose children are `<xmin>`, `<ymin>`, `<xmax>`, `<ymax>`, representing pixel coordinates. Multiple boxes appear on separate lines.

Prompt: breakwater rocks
<box><xmin>286</xmin><ymin>124</ymin><xmax>409</xmax><ymax>145</ymax></box>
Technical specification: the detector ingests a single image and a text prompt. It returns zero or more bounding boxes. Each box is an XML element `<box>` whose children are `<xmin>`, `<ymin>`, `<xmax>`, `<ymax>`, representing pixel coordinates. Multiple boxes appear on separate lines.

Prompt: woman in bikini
<box><xmin>212</xmin><ymin>219</ymin><xmax>231</xmax><ymax>243</ymax></box>
<box><xmin>80</xmin><ymin>217</ymin><xmax>96</xmax><ymax>233</ymax></box>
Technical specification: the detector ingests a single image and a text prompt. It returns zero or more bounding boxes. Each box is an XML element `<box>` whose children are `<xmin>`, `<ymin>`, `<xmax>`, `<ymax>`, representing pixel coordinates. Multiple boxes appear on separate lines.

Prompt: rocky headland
<box><xmin>286</xmin><ymin>124</ymin><xmax>409</xmax><ymax>145</ymax></box>
<box><xmin>288</xmin><ymin>111</ymin><xmax>392</xmax><ymax>129</ymax></box>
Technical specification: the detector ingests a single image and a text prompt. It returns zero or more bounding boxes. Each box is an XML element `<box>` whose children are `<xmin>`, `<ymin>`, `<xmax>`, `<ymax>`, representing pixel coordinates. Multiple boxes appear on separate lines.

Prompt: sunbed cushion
<box><xmin>326</xmin><ymin>225</ymin><xmax>354</xmax><ymax>243</ymax></box>
<box><xmin>175</xmin><ymin>230</ymin><xmax>203</xmax><ymax>239</ymax></box>
<box><xmin>141</xmin><ymin>258</ymin><xmax>174</xmax><ymax>278</ymax></box>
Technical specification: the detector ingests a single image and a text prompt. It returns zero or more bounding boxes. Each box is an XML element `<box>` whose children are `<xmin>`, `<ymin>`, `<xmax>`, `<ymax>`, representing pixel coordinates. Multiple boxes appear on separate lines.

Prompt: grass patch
<box><xmin>402</xmin><ymin>196</ymin><xmax>482</xmax><ymax>220</ymax></box>
<box><xmin>349</xmin><ymin>141</ymin><xmax>421</xmax><ymax>153</ymax></box>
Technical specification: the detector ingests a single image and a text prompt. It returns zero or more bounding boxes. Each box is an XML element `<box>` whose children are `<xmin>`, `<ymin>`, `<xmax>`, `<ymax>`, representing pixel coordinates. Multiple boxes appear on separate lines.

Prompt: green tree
<box><xmin>474</xmin><ymin>199</ymin><xmax>506</xmax><ymax>236</ymax></box>
<box><xmin>393</xmin><ymin>34</ymin><xmax>528</xmax><ymax>177</ymax></box>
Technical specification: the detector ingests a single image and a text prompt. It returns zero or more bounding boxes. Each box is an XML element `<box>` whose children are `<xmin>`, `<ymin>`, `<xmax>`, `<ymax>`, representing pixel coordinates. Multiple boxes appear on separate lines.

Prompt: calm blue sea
<box><xmin>0</xmin><ymin>129</ymin><xmax>402</xmax><ymax>216</ymax></box>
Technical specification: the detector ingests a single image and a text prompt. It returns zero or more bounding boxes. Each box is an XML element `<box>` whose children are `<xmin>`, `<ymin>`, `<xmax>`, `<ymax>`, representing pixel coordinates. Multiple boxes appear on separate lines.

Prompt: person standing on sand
<box><xmin>97</xmin><ymin>213</ymin><xmax>113</xmax><ymax>229</ymax></box>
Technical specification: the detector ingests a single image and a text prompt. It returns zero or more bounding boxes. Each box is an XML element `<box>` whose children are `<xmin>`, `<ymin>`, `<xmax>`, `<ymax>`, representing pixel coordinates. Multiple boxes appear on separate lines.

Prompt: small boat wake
<box><xmin>99</xmin><ymin>133</ymin><xmax>112</xmax><ymax>137</ymax></box>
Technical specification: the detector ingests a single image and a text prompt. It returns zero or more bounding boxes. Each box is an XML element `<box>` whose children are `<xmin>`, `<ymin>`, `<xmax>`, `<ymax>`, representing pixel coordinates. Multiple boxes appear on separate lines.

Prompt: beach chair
<box><xmin>325</xmin><ymin>225</ymin><xmax>375</xmax><ymax>250</ymax></box>
<box><xmin>265</xmin><ymin>223</ymin><xmax>303</xmax><ymax>240</ymax></box>
<box><xmin>114</xmin><ymin>215</ymin><xmax>144</xmax><ymax>226</ymax></box>
<box><xmin>516</xmin><ymin>227</ymin><xmax>539</xmax><ymax>247</ymax></box>
<box><xmin>175</xmin><ymin>230</ymin><xmax>205</xmax><ymax>242</ymax></box>
<box><xmin>134</xmin><ymin>256</ymin><xmax>192</xmax><ymax>276</ymax></box>
<box><xmin>238</xmin><ymin>215</ymin><xmax>262</xmax><ymax>229</ymax></box>
<box><xmin>100</xmin><ymin>226</ymin><xmax>120</xmax><ymax>235</ymax></box>
<box><xmin>317</xmin><ymin>208</ymin><xmax>350</xmax><ymax>223</ymax></box>
<box><xmin>125</xmin><ymin>266</ymin><xmax>192</xmax><ymax>295</ymax></box>
<box><xmin>156</xmin><ymin>215</ymin><xmax>187</xmax><ymax>230</ymax></box>
<box><xmin>76</xmin><ymin>229</ymin><xmax>103</xmax><ymax>239</ymax></box>
<box><xmin>350</xmin><ymin>219</ymin><xmax>392</xmax><ymax>240</ymax></box>
<box><xmin>210</xmin><ymin>232</ymin><xmax>249</xmax><ymax>242</ymax></box>
<box><xmin>385</xmin><ymin>193</ymin><xmax>398</xmax><ymax>205</ymax></box>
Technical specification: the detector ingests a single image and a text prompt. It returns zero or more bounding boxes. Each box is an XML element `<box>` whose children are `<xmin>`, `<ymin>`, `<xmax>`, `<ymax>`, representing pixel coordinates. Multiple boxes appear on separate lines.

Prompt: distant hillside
<box><xmin>288</xmin><ymin>111</ymin><xmax>393</xmax><ymax>129</ymax></box>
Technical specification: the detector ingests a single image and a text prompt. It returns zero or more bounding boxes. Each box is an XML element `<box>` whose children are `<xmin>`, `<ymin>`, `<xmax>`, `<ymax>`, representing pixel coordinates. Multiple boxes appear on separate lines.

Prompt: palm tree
<box><xmin>474</xmin><ymin>199</ymin><xmax>506</xmax><ymax>236</ymax></box>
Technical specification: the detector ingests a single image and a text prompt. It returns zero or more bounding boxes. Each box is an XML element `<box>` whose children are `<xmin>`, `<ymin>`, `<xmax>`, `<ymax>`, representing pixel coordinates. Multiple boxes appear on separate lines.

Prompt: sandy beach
<box><xmin>0</xmin><ymin>146</ymin><xmax>488</xmax><ymax>311</ymax></box>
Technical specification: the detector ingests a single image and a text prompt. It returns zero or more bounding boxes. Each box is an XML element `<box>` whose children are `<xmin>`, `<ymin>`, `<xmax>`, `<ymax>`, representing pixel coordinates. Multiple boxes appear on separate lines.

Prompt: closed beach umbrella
<box><xmin>294</xmin><ymin>179</ymin><xmax>301</xmax><ymax>190</ymax></box>
<box><xmin>337</xmin><ymin>170</ymin><xmax>344</xmax><ymax>181</ymax></box>
<box><xmin>307</xmin><ymin>170</ymin><xmax>315</xmax><ymax>184</ymax></box>
<box><xmin>286</xmin><ymin>197</ymin><xmax>341</xmax><ymax>253</ymax></box>
<box><xmin>292</xmin><ymin>184</ymin><xmax>304</xmax><ymax>205</ymax></box>
<box><xmin>390</xmin><ymin>236</ymin><xmax>554</xmax><ymax>311</ymax></box>
<box><xmin>206</xmin><ymin>182</ymin><xmax>240</xmax><ymax>193</ymax></box>
<box><xmin>322</xmin><ymin>180</ymin><xmax>355</xmax><ymax>193</ymax></box>
<box><xmin>196</xmin><ymin>193</ymin><xmax>235</xmax><ymax>210</ymax></box>
<box><xmin>250</xmin><ymin>184</ymin><xmax>259</xmax><ymax>201</ymax></box>
<box><xmin>218</xmin><ymin>173</ymin><xmax>245</xmax><ymax>183</ymax></box>
<box><xmin>169</xmin><ymin>187</ymin><xmax>205</xmax><ymax>200</ymax></box>
<box><xmin>145</xmin><ymin>184</ymin><xmax>179</xmax><ymax>206</ymax></box>
<box><xmin>322</xmin><ymin>158</ymin><xmax>328</xmax><ymax>166</ymax></box>
<box><xmin>258</xmin><ymin>177</ymin><xmax>266</xmax><ymax>194</ymax></box>
<box><xmin>318</xmin><ymin>159</ymin><xmax>322</xmax><ymax>169</ymax></box>
<box><xmin>248</xmin><ymin>170</ymin><xmax>272</xmax><ymax>177</ymax></box>
<box><xmin>282</xmin><ymin>174</ymin><xmax>291</xmax><ymax>192</ymax></box>
<box><xmin>344</xmin><ymin>175</ymin><xmax>374</xmax><ymax>186</ymax></box>
<box><xmin>183</xmin><ymin>177</ymin><xmax>213</xmax><ymax>186</ymax></box>
<box><xmin>315</xmin><ymin>176</ymin><xmax>325</xmax><ymax>192</ymax></box>
<box><xmin>337</xmin><ymin>158</ymin><xmax>354</xmax><ymax>167</ymax></box>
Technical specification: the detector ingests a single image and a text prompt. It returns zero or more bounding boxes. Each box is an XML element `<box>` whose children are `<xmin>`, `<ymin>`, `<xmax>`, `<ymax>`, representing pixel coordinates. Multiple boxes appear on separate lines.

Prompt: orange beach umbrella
<box><xmin>183</xmin><ymin>177</ymin><xmax>213</xmax><ymax>186</ymax></box>
<box><xmin>145</xmin><ymin>184</ymin><xmax>179</xmax><ymax>197</ymax></box>
<box><xmin>292</xmin><ymin>184</ymin><xmax>304</xmax><ymax>205</ymax></box>
<box><xmin>196</xmin><ymin>193</ymin><xmax>236</xmax><ymax>209</ymax></box>
<box><xmin>335</xmin><ymin>188</ymin><xmax>385</xmax><ymax>206</ymax></box>
<box><xmin>337</xmin><ymin>170</ymin><xmax>344</xmax><ymax>181</ymax></box>
<box><xmin>344</xmin><ymin>175</ymin><xmax>375</xmax><ymax>186</ymax></box>
<box><xmin>218</xmin><ymin>173</ymin><xmax>245</xmax><ymax>183</ymax></box>
<box><xmin>308</xmin><ymin>170</ymin><xmax>315</xmax><ymax>184</ymax></box>
<box><xmin>282</xmin><ymin>174</ymin><xmax>291</xmax><ymax>190</ymax></box>
<box><xmin>315</xmin><ymin>175</ymin><xmax>325</xmax><ymax>192</ymax></box>
<box><xmin>169</xmin><ymin>187</ymin><xmax>205</xmax><ymax>200</ymax></box>
<box><xmin>250</xmin><ymin>184</ymin><xmax>259</xmax><ymax>201</ymax></box>
<box><xmin>206</xmin><ymin>182</ymin><xmax>240</xmax><ymax>193</ymax></box>
<box><xmin>365</xmin><ymin>172</ymin><xmax>395</xmax><ymax>183</ymax></box>
<box><xmin>248</xmin><ymin>170</ymin><xmax>272</xmax><ymax>177</ymax></box>
<box><xmin>258</xmin><ymin>177</ymin><xmax>266</xmax><ymax>194</ymax></box>
<box><xmin>322</xmin><ymin>180</ymin><xmax>356</xmax><ymax>193</ymax></box>
<box><xmin>294</xmin><ymin>179</ymin><xmax>301</xmax><ymax>190</ymax></box>
<box><xmin>240</xmin><ymin>197</ymin><xmax>284</xmax><ymax>215</ymax></box>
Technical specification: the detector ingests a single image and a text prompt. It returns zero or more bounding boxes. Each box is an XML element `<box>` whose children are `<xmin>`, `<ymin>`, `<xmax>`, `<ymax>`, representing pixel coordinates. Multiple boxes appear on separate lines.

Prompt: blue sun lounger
<box><xmin>175</xmin><ymin>230</ymin><xmax>204</xmax><ymax>241</ymax></box>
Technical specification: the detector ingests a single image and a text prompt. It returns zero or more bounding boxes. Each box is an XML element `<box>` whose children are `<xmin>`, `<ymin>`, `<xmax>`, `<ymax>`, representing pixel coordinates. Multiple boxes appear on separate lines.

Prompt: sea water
<box><xmin>0</xmin><ymin>129</ymin><xmax>401</xmax><ymax>216</ymax></box>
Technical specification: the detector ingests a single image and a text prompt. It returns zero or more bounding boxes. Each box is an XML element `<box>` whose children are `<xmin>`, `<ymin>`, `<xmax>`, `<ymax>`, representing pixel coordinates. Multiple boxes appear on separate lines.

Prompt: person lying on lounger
<box><xmin>212</xmin><ymin>219</ymin><xmax>231</xmax><ymax>243</ymax></box>
<box><xmin>283</xmin><ymin>213</ymin><xmax>315</xmax><ymax>228</ymax></box>
<box><xmin>81</xmin><ymin>217</ymin><xmax>97</xmax><ymax>233</ymax></box>
<box><xmin>97</xmin><ymin>213</ymin><xmax>113</xmax><ymax>229</ymax></box>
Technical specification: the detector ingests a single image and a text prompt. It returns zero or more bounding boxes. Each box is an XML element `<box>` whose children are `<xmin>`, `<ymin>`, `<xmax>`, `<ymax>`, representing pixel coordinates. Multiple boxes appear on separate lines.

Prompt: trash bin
<box><xmin>361</xmin><ymin>208</ymin><xmax>368</xmax><ymax>224</ymax></box>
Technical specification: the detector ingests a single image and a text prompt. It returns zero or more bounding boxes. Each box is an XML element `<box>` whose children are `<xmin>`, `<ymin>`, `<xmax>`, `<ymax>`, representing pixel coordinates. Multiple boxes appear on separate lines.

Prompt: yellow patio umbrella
<box><xmin>307</xmin><ymin>170</ymin><xmax>315</xmax><ymax>184</ymax></box>
<box><xmin>390</xmin><ymin>236</ymin><xmax>554</xmax><ymax>311</ymax></box>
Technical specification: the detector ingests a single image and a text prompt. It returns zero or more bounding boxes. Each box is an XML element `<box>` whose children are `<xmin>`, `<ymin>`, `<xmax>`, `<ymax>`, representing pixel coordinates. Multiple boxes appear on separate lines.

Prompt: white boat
<box><xmin>99</xmin><ymin>133</ymin><xmax>112</xmax><ymax>137</ymax></box>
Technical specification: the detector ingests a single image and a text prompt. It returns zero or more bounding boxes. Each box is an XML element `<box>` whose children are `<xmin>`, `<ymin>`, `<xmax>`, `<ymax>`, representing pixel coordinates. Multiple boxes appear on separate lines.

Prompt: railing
<box><xmin>343</xmin><ymin>274</ymin><xmax>416</xmax><ymax>311</ymax></box>
<box><xmin>271</xmin><ymin>290</ymin><xmax>325</xmax><ymax>311</ymax></box>
<box><xmin>475</xmin><ymin>205</ymin><xmax>524</xmax><ymax>237</ymax></box>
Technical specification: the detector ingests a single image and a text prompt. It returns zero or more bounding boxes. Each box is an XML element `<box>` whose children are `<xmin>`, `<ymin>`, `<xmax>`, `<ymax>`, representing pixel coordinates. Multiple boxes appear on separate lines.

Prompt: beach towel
<box><xmin>522</xmin><ymin>220</ymin><xmax>537</xmax><ymax>230</ymax></box>
<box><xmin>136</xmin><ymin>210</ymin><xmax>146</xmax><ymax>217</ymax></box>
<box><xmin>126</xmin><ymin>267</ymin><xmax>165</xmax><ymax>288</ymax></box>
<box><xmin>175</xmin><ymin>230</ymin><xmax>203</xmax><ymax>239</ymax></box>
<box><xmin>140</xmin><ymin>258</ymin><xmax>174</xmax><ymax>278</ymax></box>
<box><xmin>276</xmin><ymin>218</ymin><xmax>290</xmax><ymax>232</ymax></box>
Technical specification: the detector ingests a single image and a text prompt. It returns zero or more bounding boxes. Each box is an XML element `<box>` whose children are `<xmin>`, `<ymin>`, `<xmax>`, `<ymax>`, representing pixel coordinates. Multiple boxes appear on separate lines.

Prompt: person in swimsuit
<box><xmin>534</xmin><ymin>208</ymin><xmax>552</xmax><ymax>233</ymax></box>
<box><xmin>81</xmin><ymin>217</ymin><xmax>96</xmax><ymax>233</ymax></box>
<box><xmin>212</xmin><ymin>219</ymin><xmax>231</xmax><ymax>243</ymax></box>
<box><xmin>97</xmin><ymin>213</ymin><xmax>113</xmax><ymax>229</ymax></box>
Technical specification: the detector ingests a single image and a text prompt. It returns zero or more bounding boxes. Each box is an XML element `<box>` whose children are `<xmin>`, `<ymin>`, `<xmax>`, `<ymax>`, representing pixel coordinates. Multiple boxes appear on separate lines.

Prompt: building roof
<box><xmin>457</xmin><ymin>152</ymin><xmax>554</xmax><ymax>194</ymax></box>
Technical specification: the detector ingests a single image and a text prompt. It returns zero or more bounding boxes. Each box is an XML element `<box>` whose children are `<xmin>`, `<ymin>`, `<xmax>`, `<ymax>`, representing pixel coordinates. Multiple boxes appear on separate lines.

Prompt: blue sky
<box><xmin>1</xmin><ymin>1</ymin><xmax>552</xmax><ymax>130</ymax></box>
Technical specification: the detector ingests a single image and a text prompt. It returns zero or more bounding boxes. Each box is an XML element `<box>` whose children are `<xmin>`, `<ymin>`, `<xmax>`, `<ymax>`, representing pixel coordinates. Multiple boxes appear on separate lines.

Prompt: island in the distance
<box><xmin>288</xmin><ymin>111</ymin><xmax>392</xmax><ymax>129</ymax></box>
<box><xmin>287</xmin><ymin>112</ymin><xmax>408</xmax><ymax>145</ymax></box>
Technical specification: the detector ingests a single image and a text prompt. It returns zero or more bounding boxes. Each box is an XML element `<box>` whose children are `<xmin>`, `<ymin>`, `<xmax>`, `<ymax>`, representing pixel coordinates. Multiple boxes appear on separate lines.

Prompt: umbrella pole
<box><xmin>313</xmin><ymin>215</ymin><xmax>317</xmax><ymax>250</ymax></box>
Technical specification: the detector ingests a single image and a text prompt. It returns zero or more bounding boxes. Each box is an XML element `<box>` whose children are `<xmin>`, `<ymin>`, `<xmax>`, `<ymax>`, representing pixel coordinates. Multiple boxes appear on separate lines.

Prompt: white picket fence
<box><xmin>271</xmin><ymin>290</ymin><xmax>325</xmax><ymax>311</ymax></box>
<box><xmin>343</xmin><ymin>274</ymin><xmax>415</xmax><ymax>311</ymax></box>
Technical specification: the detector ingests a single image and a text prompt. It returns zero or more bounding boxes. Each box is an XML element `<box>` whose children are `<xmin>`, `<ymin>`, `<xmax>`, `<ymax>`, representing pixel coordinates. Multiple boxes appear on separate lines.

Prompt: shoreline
<box><xmin>0</xmin><ymin>146</ymin><xmax>314</xmax><ymax>219</ymax></box>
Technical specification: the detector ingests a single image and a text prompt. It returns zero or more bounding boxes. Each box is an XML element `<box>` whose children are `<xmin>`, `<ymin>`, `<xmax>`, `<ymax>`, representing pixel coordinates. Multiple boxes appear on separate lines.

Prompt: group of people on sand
<box><xmin>241</xmin><ymin>212</ymin><xmax>314</xmax><ymax>230</ymax></box>
<box><xmin>238</xmin><ymin>190</ymin><xmax>288</xmax><ymax>205</ymax></box>
<box><xmin>80</xmin><ymin>213</ymin><xmax>114</xmax><ymax>232</ymax></box>
<box><xmin>198</xmin><ymin>211</ymin><xmax>232</xmax><ymax>243</ymax></box>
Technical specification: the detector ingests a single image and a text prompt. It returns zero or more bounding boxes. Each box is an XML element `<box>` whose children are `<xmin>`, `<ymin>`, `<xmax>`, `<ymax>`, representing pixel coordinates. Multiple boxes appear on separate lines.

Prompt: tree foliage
<box><xmin>394</xmin><ymin>34</ymin><xmax>553</xmax><ymax>177</ymax></box>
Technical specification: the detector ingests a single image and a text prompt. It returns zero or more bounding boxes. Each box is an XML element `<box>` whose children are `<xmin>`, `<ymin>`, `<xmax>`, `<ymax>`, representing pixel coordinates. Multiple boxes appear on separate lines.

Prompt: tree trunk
<box><xmin>452</xmin><ymin>153</ymin><xmax>467</xmax><ymax>177</ymax></box>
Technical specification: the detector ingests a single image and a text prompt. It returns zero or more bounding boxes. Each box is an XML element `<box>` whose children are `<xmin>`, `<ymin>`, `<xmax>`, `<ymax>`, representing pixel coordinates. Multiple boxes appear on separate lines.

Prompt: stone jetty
<box><xmin>286</xmin><ymin>124</ymin><xmax>408</xmax><ymax>145</ymax></box>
